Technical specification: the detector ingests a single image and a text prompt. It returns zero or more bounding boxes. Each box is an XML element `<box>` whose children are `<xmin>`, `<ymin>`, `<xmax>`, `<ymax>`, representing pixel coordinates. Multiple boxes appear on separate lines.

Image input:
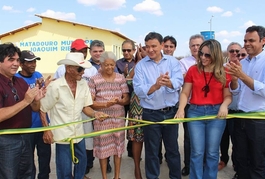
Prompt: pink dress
<box><xmin>88</xmin><ymin>73</ymin><xmax>129</xmax><ymax>159</ymax></box>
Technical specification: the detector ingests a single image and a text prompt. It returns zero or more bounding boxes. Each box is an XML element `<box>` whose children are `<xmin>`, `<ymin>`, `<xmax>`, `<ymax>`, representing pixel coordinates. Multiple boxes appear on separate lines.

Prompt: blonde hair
<box><xmin>197</xmin><ymin>39</ymin><xmax>226</xmax><ymax>85</ymax></box>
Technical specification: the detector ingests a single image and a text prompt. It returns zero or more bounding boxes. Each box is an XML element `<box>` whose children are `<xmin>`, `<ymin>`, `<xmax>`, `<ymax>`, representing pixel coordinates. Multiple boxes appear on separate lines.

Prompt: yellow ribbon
<box><xmin>1</xmin><ymin>112</ymin><xmax>265</xmax><ymax>163</ymax></box>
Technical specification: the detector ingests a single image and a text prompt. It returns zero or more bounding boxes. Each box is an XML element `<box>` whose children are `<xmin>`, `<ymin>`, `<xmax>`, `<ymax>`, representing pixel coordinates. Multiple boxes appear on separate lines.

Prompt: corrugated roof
<box><xmin>0</xmin><ymin>22</ymin><xmax>41</xmax><ymax>39</ymax></box>
<box><xmin>0</xmin><ymin>14</ymin><xmax>134</xmax><ymax>42</ymax></box>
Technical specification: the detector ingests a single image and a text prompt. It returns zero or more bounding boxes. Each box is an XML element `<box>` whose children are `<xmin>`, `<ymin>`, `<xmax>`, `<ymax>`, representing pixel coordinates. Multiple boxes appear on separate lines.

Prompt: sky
<box><xmin>0</xmin><ymin>0</ymin><xmax>263</xmax><ymax>57</ymax></box>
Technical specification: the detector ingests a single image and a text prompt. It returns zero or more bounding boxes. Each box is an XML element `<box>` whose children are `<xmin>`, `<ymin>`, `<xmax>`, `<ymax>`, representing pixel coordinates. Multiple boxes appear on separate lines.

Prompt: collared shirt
<box><xmin>0</xmin><ymin>73</ymin><xmax>31</xmax><ymax>129</ymax></box>
<box><xmin>54</xmin><ymin>64</ymin><xmax>98</xmax><ymax>82</ymax></box>
<box><xmin>40</xmin><ymin>76</ymin><xmax>93</xmax><ymax>143</ymax></box>
<box><xmin>89</xmin><ymin>58</ymin><xmax>101</xmax><ymax>70</ymax></box>
<box><xmin>133</xmin><ymin>54</ymin><xmax>183</xmax><ymax>110</ymax></box>
<box><xmin>89</xmin><ymin>58</ymin><xmax>119</xmax><ymax>73</ymax></box>
<box><xmin>116</xmin><ymin>57</ymin><xmax>135</xmax><ymax>75</ymax></box>
<box><xmin>179</xmin><ymin>55</ymin><xmax>197</xmax><ymax>74</ymax></box>
<box><xmin>230</xmin><ymin>50</ymin><xmax>265</xmax><ymax>112</ymax></box>
<box><xmin>15</xmin><ymin>71</ymin><xmax>49</xmax><ymax>128</ymax></box>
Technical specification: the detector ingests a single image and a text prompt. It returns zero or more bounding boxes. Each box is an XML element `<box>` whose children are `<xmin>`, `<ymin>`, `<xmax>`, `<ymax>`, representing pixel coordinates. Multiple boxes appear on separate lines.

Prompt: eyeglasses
<box><xmin>122</xmin><ymin>49</ymin><xmax>132</xmax><ymax>53</ymax></box>
<box><xmin>164</xmin><ymin>45</ymin><xmax>175</xmax><ymax>48</ymax></box>
<box><xmin>229</xmin><ymin>49</ymin><xmax>240</xmax><ymax>54</ymax></box>
<box><xmin>199</xmin><ymin>51</ymin><xmax>211</xmax><ymax>58</ymax></box>
<box><xmin>8</xmin><ymin>82</ymin><xmax>20</xmax><ymax>102</ymax></box>
<box><xmin>77</xmin><ymin>66</ymin><xmax>85</xmax><ymax>73</ymax></box>
<box><xmin>236</xmin><ymin>53</ymin><xmax>247</xmax><ymax>58</ymax></box>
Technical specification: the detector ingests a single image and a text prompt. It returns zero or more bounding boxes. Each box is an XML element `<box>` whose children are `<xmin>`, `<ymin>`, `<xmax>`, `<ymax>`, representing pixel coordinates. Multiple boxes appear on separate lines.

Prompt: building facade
<box><xmin>0</xmin><ymin>14</ymin><xmax>133</xmax><ymax>76</ymax></box>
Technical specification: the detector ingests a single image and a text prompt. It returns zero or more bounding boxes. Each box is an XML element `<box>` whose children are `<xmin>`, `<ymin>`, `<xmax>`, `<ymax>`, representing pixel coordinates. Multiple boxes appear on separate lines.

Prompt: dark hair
<box><xmin>246</xmin><ymin>25</ymin><xmax>265</xmax><ymax>43</ymax></box>
<box><xmin>0</xmin><ymin>43</ymin><xmax>21</xmax><ymax>63</ymax></box>
<box><xmin>122</xmin><ymin>39</ymin><xmax>135</xmax><ymax>50</ymax></box>
<box><xmin>163</xmin><ymin>36</ymin><xmax>177</xmax><ymax>47</ymax></box>
<box><xmin>144</xmin><ymin>32</ymin><xmax>163</xmax><ymax>44</ymax></box>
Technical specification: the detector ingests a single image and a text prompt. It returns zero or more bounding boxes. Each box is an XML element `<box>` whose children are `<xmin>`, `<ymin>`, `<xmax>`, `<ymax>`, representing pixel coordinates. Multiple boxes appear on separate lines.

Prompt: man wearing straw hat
<box><xmin>40</xmin><ymin>52</ymin><xmax>108</xmax><ymax>179</ymax></box>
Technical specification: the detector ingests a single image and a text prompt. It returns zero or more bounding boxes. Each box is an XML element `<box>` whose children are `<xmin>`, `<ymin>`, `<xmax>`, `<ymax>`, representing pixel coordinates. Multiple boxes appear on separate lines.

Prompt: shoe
<box><xmin>107</xmin><ymin>163</ymin><xmax>112</xmax><ymax>173</ymax></box>
<box><xmin>232</xmin><ymin>172</ymin><xmax>238</xmax><ymax>179</ymax></box>
<box><xmin>85</xmin><ymin>166</ymin><xmax>93</xmax><ymax>174</ymax></box>
<box><xmin>218</xmin><ymin>161</ymin><xmax>227</xmax><ymax>171</ymax></box>
<box><xmin>181</xmin><ymin>166</ymin><xmax>190</xmax><ymax>176</ymax></box>
<box><xmin>83</xmin><ymin>176</ymin><xmax>91</xmax><ymax>179</ymax></box>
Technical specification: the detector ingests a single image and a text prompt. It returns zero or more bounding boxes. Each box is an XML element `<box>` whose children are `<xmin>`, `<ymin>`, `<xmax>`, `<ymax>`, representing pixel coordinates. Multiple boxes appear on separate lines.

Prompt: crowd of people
<box><xmin>0</xmin><ymin>25</ymin><xmax>265</xmax><ymax>179</ymax></box>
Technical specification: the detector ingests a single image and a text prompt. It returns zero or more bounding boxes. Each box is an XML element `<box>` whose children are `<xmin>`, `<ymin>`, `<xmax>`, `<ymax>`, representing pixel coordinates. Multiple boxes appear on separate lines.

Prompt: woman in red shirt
<box><xmin>175</xmin><ymin>39</ymin><xmax>232</xmax><ymax>179</ymax></box>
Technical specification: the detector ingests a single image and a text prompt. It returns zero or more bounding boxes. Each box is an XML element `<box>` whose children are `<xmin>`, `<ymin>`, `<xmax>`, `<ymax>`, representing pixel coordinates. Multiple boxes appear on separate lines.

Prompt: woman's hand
<box><xmin>174</xmin><ymin>109</ymin><xmax>185</xmax><ymax>119</ymax></box>
<box><xmin>95</xmin><ymin>111</ymin><xmax>110</xmax><ymax>121</ymax></box>
<box><xmin>217</xmin><ymin>104</ymin><xmax>228</xmax><ymax>118</ymax></box>
<box><xmin>105</xmin><ymin>97</ymin><xmax>119</xmax><ymax>107</ymax></box>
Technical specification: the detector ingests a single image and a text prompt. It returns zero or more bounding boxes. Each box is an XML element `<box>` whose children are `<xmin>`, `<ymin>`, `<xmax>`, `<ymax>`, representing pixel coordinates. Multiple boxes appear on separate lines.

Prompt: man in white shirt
<box><xmin>40</xmin><ymin>53</ymin><xmax>107</xmax><ymax>179</ymax></box>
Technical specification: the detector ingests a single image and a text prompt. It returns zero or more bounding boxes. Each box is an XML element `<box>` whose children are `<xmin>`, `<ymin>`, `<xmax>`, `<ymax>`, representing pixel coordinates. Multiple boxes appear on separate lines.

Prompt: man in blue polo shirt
<box><xmin>16</xmin><ymin>50</ymin><xmax>51</xmax><ymax>179</ymax></box>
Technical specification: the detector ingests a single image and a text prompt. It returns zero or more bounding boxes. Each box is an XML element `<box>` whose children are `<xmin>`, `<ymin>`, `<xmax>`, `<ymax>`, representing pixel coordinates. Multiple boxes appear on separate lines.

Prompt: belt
<box><xmin>229</xmin><ymin>109</ymin><xmax>241</xmax><ymax>114</ymax></box>
<box><xmin>143</xmin><ymin>103</ymin><xmax>178</xmax><ymax>112</ymax></box>
<box><xmin>158</xmin><ymin>106</ymin><xmax>174</xmax><ymax>111</ymax></box>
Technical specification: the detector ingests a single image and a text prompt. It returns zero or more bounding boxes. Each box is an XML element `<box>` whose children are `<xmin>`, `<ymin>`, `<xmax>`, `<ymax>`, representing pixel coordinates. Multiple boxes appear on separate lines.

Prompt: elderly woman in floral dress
<box><xmin>88</xmin><ymin>51</ymin><xmax>130</xmax><ymax>179</ymax></box>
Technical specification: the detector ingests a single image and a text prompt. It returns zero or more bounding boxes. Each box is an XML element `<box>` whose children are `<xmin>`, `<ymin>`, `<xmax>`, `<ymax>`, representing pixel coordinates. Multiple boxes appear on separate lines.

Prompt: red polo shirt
<box><xmin>0</xmin><ymin>73</ymin><xmax>32</xmax><ymax>129</ymax></box>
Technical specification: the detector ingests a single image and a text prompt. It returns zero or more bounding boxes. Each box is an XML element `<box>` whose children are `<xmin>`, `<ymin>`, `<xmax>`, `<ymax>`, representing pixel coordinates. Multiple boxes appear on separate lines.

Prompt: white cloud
<box><xmin>27</xmin><ymin>7</ymin><xmax>35</xmax><ymax>12</ymax></box>
<box><xmin>77</xmin><ymin>0</ymin><xmax>125</xmax><ymax>10</ymax></box>
<box><xmin>113</xmin><ymin>14</ymin><xmax>136</xmax><ymax>25</ymax></box>
<box><xmin>215</xmin><ymin>30</ymin><xmax>243</xmax><ymax>38</ymax></box>
<box><xmin>207</xmin><ymin>6</ymin><xmax>223</xmax><ymax>13</ymax></box>
<box><xmin>2</xmin><ymin>5</ymin><xmax>13</xmax><ymax>11</ymax></box>
<box><xmin>133</xmin><ymin>0</ymin><xmax>163</xmax><ymax>16</ymax></box>
<box><xmin>242</xmin><ymin>20</ymin><xmax>255</xmax><ymax>29</ymax></box>
<box><xmin>24</xmin><ymin>20</ymin><xmax>34</xmax><ymax>25</ymax></box>
<box><xmin>222</xmin><ymin>39</ymin><xmax>231</xmax><ymax>44</ymax></box>
<box><xmin>234</xmin><ymin>8</ymin><xmax>241</xmax><ymax>13</ymax></box>
<box><xmin>221</xmin><ymin>11</ymin><xmax>233</xmax><ymax>17</ymax></box>
<box><xmin>40</xmin><ymin>10</ymin><xmax>76</xmax><ymax>20</ymax></box>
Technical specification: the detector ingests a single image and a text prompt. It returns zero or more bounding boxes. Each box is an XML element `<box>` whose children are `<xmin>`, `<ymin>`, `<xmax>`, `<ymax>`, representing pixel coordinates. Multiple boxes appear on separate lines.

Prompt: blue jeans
<box><xmin>56</xmin><ymin>139</ymin><xmax>87</xmax><ymax>179</ymax></box>
<box><xmin>187</xmin><ymin>104</ymin><xmax>225</xmax><ymax>179</ymax></box>
<box><xmin>143</xmin><ymin>106</ymin><xmax>181</xmax><ymax>179</ymax></box>
<box><xmin>0</xmin><ymin>134</ymin><xmax>33</xmax><ymax>179</ymax></box>
<box><xmin>30</xmin><ymin>132</ymin><xmax>51</xmax><ymax>179</ymax></box>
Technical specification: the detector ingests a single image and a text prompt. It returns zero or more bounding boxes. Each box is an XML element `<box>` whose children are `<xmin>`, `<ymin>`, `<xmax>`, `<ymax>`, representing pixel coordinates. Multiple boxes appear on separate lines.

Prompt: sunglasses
<box><xmin>8</xmin><ymin>82</ymin><xmax>20</xmax><ymax>102</ymax></box>
<box><xmin>229</xmin><ymin>49</ymin><xmax>240</xmax><ymax>54</ymax></box>
<box><xmin>236</xmin><ymin>53</ymin><xmax>247</xmax><ymax>58</ymax></box>
<box><xmin>77</xmin><ymin>66</ymin><xmax>85</xmax><ymax>73</ymax></box>
<box><xmin>122</xmin><ymin>49</ymin><xmax>132</xmax><ymax>53</ymax></box>
<box><xmin>199</xmin><ymin>51</ymin><xmax>211</xmax><ymax>58</ymax></box>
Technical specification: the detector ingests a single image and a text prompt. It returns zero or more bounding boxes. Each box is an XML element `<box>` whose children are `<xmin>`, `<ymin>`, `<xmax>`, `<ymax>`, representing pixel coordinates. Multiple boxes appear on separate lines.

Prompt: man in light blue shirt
<box><xmin>227</xmin><ymin>25</ymin><xmax>265</xmax><ymax>179</ymax></box>
<box><xmin>133</xmin><ymin>32</ymin><xmax>183</xmax><ymax>179</ymax></box>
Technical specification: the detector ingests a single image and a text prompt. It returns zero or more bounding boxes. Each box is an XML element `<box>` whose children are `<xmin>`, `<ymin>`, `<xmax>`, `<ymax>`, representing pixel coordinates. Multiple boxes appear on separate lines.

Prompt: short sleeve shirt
<box><xmin>40</xmin><ymin>76</ymin><xmax>93</xmax><ymax>143</ymax></box>
<box><xmin>185</xmin><ymin>66</ymin><xmax>230</xmax><ymax>105</ymax></box>
<box><xmin>0</xmin><ymin>73</ymin><xmax>31</xmax><ymax>129</ymax></box>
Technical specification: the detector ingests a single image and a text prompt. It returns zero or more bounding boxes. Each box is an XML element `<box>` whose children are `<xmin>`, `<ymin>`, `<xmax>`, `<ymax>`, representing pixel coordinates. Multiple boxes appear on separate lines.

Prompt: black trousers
<box><xmin>219</xmin><ymin>110</ymin><xmax>237</xmax><ymax>166</ymax></box>
<box><xmin>234</xmin><ymin>118</ymin><xmax>265</xmax><ymax>179</ymax></box>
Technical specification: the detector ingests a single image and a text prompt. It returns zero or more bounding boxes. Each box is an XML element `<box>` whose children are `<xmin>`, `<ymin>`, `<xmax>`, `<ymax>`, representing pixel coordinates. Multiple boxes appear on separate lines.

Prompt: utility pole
<box><xmin>208</xmin><ymin>15</ymin><xmax>214</xmax><ymax>39</ymax></box>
